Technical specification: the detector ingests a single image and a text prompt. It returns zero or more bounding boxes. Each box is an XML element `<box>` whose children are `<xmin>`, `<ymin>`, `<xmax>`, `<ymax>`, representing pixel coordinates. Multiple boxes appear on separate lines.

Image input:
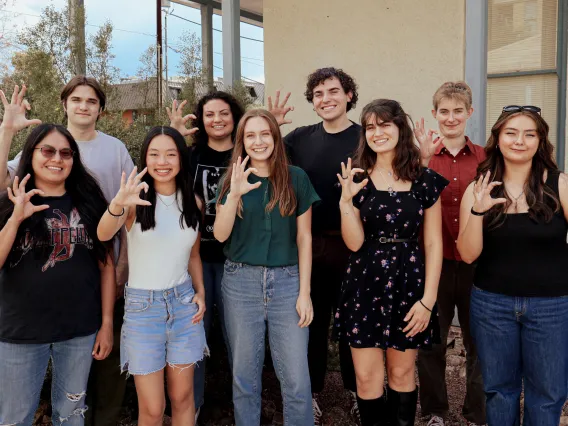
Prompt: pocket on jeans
<box><xmin>177</xmin><ymin>290</ymin><xmax>196</xmax><ymax>305</ymax></box>
<box><xmin>125</xmin><ymin>296</ymin><xmax>150</xmax><ymax>313</ymax></box>
<box><xmin>224</xmin><ymin>260</ymin><xmax>241</xmax><ymax>275</ymax></box>
<box><xmin>283</xmin><ymin>264</ymin><xmax>299</xmax><ymax>277</ymax></box>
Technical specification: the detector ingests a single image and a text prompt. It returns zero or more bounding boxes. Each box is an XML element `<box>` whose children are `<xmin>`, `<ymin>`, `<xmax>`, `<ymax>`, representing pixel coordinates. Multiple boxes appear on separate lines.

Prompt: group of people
<box><xmin>0</xmin><ymin>66</ymin><xmax>566</xmax><ymax>426</ymax></box>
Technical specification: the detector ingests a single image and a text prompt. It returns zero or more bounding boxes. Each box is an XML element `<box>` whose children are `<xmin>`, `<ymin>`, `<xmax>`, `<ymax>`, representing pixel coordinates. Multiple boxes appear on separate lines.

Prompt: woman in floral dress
<box><xmin>334</xmin><ymin>99</ymin><xmax>447</xmax><ymax>426</ymax></box>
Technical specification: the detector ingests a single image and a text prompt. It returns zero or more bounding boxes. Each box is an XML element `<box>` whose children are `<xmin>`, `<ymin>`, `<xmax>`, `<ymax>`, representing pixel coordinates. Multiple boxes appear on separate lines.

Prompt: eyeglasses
<box><xmin>502</xmin><ymin>105</ymin><xmax>542</xmax><ymax>114</ymax></box>
<box><xmin>34</xmin><ymin>146</ymin><xmax>75</xmax><ymax>160</ymax></box>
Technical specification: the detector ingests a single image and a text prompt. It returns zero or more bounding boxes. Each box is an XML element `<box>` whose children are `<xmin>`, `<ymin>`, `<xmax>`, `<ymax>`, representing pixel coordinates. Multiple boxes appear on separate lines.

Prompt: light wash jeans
<box><xmin>222</xmin><ymin>260</ymin><xmax>314</xmax><ymax>426</ymax></box>
<box><xmin>470</xmin><ymin>285</ymin><xmax>568</xmax><ymax>426</ymax></box>
<box><xmin>0</xmin><ymin>333</ymin><xmax>97</xmax><ymax>426</ymax></box>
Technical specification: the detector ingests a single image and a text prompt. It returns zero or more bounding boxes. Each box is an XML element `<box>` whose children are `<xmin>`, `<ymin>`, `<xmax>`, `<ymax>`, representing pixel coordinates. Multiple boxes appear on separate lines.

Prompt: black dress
<box><xmin>334</xmin><ymin>168</ymin><xmax>448</xmax><ymax>350</ymax></box>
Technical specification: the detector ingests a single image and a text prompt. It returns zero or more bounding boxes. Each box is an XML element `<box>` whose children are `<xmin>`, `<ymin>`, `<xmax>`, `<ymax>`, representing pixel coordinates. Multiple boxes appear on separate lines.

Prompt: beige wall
<box><xmin>263</xmin><ymin>0</ymin><xmax>466</xmax><ymax>135</ymax></box>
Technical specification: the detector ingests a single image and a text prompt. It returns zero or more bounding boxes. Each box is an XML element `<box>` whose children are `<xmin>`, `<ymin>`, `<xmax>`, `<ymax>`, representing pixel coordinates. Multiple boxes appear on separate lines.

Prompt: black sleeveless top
<box><xmin>475</xmin><ymin>171</ymin><xmax>568</xmax><ymax>297</ymax></box>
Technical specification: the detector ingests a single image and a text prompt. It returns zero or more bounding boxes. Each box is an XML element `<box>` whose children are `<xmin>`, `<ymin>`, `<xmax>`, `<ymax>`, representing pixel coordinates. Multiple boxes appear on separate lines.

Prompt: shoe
<box><xmin>426</xmin><ymin>416</ymin><xmax>445</xmax><ymax>426</ymax></box>
<box><xmin>386</xmin><ymin>387</ymin><xmax>418</xmax><ymax>426</ymax></box>
<box><xmin>312</xmin><ymin>394</ymin><xmax>323</xmax><ymax>425</ymax></box>
<box><xmin>349</xmin><ymin>391</ymin><xmax>362</xmax><ymax>425</ymax></box>
<box><xmin>195</xmin><ymin>406</ymin><xmax>200</xmax><ymax>424</ymax></box>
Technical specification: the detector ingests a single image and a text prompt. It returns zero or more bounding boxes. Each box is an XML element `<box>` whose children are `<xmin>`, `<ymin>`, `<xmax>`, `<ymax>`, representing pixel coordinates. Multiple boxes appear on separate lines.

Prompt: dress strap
<box><xmin>545</xmin><ymin>169</ymin><xmax>561</xmax><ymax>198</ymax></box>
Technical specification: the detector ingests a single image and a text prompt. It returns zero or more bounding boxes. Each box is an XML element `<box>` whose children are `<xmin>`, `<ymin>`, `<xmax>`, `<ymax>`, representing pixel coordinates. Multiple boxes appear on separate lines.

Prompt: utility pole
<box><xmin>156</xmin><ymin>0</ymin><xmax>163</xmax><ymax>109</ymax></box>
<box><xmin>69</xmin><ymin>0</ymin><xmax>86</xmax><ymax>75</ymax></box>
<box><xmin>164</xmin><ymin>7</ymin><xmax>169</xmax><ymax>87</ymax></box>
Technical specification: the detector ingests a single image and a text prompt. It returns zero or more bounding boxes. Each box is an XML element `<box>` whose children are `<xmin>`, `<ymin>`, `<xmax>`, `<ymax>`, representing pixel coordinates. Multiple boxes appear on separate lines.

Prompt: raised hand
<box><xmin>111</xmin><ymin>167</ymin><xmax>152</xmax><ymax>210</ymax></box>
<box><xmin>337</xmin><ymin>158</ymin><xmax>368</xmax><ymax>202</ymax></box>
<box><xmin>0</xmin><ymin>85</ymin><xmax>42</xmax><ymax>133</ymax></box>
<box><xmin>7</xmin><ymin>174</ymin><xmax>49</xmax><ymax>223</ymax></box>
<box><xmin>229</xmin><ymin>156</ymin><xmax>261</xmax><ymax>197</ymax></box>
<box><xmin>414</xmin><ymin>118</ymin><xmax>443</xmax><ymax>162</ymax></box>
<box><xmin>267</xmin><ymin>90</ymin><xmax>294</xmax><ymax>126</ymax></box>
<box><xmin>472</xmin><ymin>171</ymin><xmax>507</xmax><ymax>213</ymax></box>
<box><xmin>166</xmin><ymin>99</ymin><xmax>198</xmax><ymax>137</ymax></box>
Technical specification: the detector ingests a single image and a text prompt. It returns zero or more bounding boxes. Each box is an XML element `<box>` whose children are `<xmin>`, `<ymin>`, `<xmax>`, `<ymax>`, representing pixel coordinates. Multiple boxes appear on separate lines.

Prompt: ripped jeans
<box><xmin>0</xmin><ymin>333</ymin><xmax>96</xmax><ymax>426</ymax></box>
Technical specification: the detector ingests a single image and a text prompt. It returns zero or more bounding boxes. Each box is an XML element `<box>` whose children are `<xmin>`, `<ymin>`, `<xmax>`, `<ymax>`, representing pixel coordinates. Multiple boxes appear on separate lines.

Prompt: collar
<box><xmin>434</xmin><ymin>136</ymin><xmax>475</xmax><ymax>155</ymax></box>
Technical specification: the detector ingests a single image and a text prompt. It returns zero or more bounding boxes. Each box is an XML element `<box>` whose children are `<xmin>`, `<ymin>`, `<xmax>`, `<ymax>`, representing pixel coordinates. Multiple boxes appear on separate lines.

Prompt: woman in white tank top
<box><xmin>97</xmin><ymin>126</ymin><xmax>207</xmax><ymax>426</ymax></box>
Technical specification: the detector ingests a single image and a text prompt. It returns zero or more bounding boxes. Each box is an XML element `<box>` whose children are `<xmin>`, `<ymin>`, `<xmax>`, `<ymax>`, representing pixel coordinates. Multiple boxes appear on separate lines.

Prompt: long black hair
<box><xmin>136</xmin><ymin>126</ymin><xmax>201</xmax><ymax>232</ymax></box>
<box><xmin>192</xmin><ymin>91</ymin><xmax>245</xmax><ymax>148</ymax></box>
<box><xmin>0</xmin><ymin>124</ymin><xmax>111</xmax><ymax>264</ymax></box>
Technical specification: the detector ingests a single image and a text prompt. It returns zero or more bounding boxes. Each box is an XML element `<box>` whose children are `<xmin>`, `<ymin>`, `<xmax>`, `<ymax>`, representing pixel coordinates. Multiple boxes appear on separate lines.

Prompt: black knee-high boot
<box><xmin>356</xmin><ymin>394</ymin><xmax>388</xmax><ymax>426</ymax></box>
<box><xmin>386</xmin><ymin>387</ymin><xmax>418</xmax><ymax>426</ymax></box>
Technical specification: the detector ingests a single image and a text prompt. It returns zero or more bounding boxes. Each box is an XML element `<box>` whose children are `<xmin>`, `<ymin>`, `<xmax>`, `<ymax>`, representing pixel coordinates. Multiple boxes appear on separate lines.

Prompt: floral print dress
<box><xmin>334</xmin><ymin>168</ymin><xmax>448</xmax><ymax>350</ymax></box>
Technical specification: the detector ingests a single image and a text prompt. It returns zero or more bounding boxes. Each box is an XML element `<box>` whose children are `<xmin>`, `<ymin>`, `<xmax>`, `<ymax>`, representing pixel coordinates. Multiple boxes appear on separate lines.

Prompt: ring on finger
<box><xmin>342</xmin><ymin>175</ymin><xmax>348</xmax><ymax>179</ymax></box>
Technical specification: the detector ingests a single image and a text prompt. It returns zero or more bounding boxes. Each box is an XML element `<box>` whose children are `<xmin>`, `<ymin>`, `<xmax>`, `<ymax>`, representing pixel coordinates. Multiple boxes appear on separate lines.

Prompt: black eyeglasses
<box><xmin>502</xmin><ymin>105</ymin><xmax>541</xmax><ymax>114</ymax></box>
<box><xmin>34</xmin><ymin>146</ymin><xmax>75</xmax><ymax>160</ymax></box>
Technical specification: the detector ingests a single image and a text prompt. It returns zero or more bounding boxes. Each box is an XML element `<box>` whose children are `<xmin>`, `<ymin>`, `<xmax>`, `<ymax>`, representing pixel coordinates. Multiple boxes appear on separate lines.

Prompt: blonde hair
<box><xmin>432</xmin><ymin>81</ymin><xmax>472</xmax><ymax>111</ymax></box>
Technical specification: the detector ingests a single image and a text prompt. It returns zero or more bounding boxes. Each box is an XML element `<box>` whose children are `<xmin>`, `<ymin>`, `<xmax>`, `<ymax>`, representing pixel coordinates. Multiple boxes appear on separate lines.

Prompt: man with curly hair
<box><xmin>269</xmin><ymin>67</ymin><xmax>359</xmax><ymax>425</ymax></box>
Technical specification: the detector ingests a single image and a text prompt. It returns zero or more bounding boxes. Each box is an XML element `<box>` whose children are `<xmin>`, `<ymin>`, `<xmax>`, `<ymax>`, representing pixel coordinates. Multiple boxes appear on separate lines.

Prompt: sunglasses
<box><xmin>34</xmin><ymin>145</ymin><xmax>75</xmax><ymax>160</ymax></box>
<box><xmin>502</xmin><ymin>105</ymin><xmax>541</xmax><ymax>114</ymax></box>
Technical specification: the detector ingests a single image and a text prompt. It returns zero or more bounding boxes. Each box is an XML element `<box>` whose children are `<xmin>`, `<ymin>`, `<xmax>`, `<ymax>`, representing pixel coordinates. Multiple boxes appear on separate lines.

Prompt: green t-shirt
<box><xmin>220</xmin><ymin>166</ymin><xmax>320</xmax><ymax>267</ymax></box>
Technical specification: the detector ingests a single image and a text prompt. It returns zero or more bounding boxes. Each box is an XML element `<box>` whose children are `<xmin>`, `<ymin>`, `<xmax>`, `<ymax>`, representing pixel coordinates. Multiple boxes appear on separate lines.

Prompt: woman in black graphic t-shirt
<box><xmin>0</xmin><ymin>92</ymin><xmax>113</xmax><ymax>426</ymax></box>
<box><xmin>167</xmin><ymin>91</ymin><xmax>244</xmax><ymax>416</ymax></box>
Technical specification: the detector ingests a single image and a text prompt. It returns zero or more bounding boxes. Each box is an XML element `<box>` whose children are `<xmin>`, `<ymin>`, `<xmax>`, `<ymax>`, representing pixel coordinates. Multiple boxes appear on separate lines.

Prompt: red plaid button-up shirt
<box><xmin>428</xmin><ymin>137</ymin><xmax>486</xmax><ymax>261</ymax></box>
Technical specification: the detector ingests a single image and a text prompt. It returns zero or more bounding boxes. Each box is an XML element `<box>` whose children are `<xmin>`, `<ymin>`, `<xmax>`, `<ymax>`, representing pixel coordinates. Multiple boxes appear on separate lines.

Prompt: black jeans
<box><xmin>84</xmin><ymin>299</ymin><xmax>127</xmax><ymax>426</ymax></box>
<box><xmin>417</xmin><ymin>259</ymin><xmax>486</xmax><ymax>424</ymax></box>
<box><xmin>308</xmin><ymin>235</ymin><xmax>356</xmax><ymax>394</ymax></box>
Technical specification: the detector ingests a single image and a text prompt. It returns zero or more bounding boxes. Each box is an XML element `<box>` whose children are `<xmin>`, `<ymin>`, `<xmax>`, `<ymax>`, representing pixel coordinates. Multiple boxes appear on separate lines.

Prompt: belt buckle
<box><xmin>379</xmin><ymin>236</ymin><xmax>387</xmax><ymax>243</ymax></box>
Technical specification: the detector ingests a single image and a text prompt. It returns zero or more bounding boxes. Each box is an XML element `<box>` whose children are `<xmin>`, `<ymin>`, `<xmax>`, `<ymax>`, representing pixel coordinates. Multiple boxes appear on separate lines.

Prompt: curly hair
<box><xmin>192</xmin><ymin>91</ymin><xmax>245</xmax><ymax>148</ymax></box>
<box><xmin>432</xmin><ymin>81</ymin><xmax>473</xmax><ymax>110</ymax></box>
<box><xmin>304</xmin><ymin>67</ymin><xmax>358</xmax><ymax>112</ymax></box>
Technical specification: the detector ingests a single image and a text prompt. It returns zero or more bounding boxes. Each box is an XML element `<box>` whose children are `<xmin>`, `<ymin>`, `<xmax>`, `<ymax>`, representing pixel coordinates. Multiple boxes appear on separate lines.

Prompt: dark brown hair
<box><xmin>432</xmin><ymin>81</ymin><xmax>473</xmax><ymax>110</ymax></box>
<box><xmin>354</xmin><ymin>99</ymin><xmax>422</xmax><ymax>181</ymax></box>
<box><xmin>217</xmin><ymin>109</ymin><xmax>296</xmax><ymax>217</ymax></box>
<box><xmin>304</xmin><ymin>67</ymin><xmax>358</xmax><ymax>112</ymax></box>
<box><xmin>479</xmin><ymin>110</ymin><xmax>559</xmax><ymax>228</ymax></box>
<box><xmin>60</xmin><ymin>75</ymin><xmax>106</xmax><ymax>114</ymax></box>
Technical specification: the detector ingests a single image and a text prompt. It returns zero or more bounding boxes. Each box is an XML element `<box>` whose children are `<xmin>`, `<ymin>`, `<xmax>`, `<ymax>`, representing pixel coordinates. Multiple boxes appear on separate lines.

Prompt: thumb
<box><xmin>492</xmin><ymin>198</ymin><xmax>507</xmax><ymax>206</ymax></box>
<box><xmin>28</xmin><ymin>119</ymin><xmax>42</xmax><ymax>126</ymax></box>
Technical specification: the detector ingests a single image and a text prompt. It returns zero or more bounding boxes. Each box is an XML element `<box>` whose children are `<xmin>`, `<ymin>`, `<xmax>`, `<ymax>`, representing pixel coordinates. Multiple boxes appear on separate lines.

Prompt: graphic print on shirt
<box><xmin>194</xmin><ymin>163</ymin><xmax>227</xmax><ymax>241</ymax></box>
<box><xmin>11</xmin><ymin>208</ymin><xmax>94</xmax><ymax>271</ymax></box>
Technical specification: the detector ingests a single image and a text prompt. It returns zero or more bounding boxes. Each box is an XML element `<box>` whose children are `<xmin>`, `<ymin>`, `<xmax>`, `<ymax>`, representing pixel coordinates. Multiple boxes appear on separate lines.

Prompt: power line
<box><xmin>168</xmin><ymin>12</ymin><xmax>263</xmax><ymax>43</ymax></box>
<box><xmin>214</xmin><ymin>51</ymin><xmax>263</xmax><ymax>63</ymax></box>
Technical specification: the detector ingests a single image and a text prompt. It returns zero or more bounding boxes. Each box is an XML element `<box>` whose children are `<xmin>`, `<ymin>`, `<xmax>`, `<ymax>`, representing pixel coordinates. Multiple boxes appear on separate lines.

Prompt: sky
<box><xmin>0</xmin><ymin>0</ymin><xmax>265</xmax><ymax>83</ymax></box>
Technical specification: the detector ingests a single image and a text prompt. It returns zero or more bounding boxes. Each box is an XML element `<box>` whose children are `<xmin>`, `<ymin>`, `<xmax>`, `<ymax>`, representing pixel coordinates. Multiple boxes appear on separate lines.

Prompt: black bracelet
<box><xmin>419</xmin><ymin>300</ymin><xmax>432</xmax><ymax>312</ymax></box>
<box><xmin>470</xmin><ymin>207</ymin><xmax>486</xmax><ymax>216</ymax></box>
<box><xmin>107</xmin><ymin>205</ymin><xmax>125</xmax><ymax>217</ymax></box>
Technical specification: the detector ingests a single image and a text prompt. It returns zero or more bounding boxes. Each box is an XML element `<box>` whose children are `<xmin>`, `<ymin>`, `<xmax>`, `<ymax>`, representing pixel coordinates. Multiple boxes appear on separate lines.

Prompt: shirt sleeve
<box><xmin>352</xmin><ymin>181</ymin><xmax>370</xmax><ymax>210</ymax></box>
<box><xmin>419</xmin><ymin>168</ymin><xmax>449</xmax><ymax>209</ymax></box>
<box><xmin>120</xmin><ymin>145</ymin><xmax>135</xmax><ymax>175</ymax></box>
<box><xmin>7</xmin><ymin>152</ymin><xmax>22</xmax><ymax>180</ymax></box>
<box><xmin>296</xmin><ymin>169</ymin><xmax>320</xmax><ymax>216</ymax></box>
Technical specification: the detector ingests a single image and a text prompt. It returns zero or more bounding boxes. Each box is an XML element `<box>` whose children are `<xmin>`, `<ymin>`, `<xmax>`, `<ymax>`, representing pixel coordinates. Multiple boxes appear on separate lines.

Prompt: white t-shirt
<box><xmin>8</xmin><ymin>131</ymin><xmax>135</xmax><ymax>259</ymax></box>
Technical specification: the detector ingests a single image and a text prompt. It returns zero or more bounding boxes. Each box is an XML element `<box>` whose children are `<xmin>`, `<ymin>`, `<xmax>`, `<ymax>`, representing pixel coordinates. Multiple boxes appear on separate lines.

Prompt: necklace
<box><xmin>157</xmin><ymin>193</ymin><xmax>176</xmax><ymax>209</ymax></box>
<box><xmin>505</xmin><ymin>186</ymin><xmax>525</xmax><ymax>213</ymax></box>
<box><xmin>377</xmin><ymin>168</ymin><xmax>396</xmax><ymax>196</ymax></box>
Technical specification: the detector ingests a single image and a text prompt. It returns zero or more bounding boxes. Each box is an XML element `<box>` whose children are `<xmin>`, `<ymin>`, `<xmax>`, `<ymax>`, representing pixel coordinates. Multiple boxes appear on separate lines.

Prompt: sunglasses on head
<box><xmin>34</xmin><ymin>145</ymin><xmax>75</xmax><ymax>160</ymax></box>
<box><xmin>502</xmin><ymin>105</ymin><xmax>541</xmax><ymax>114</ymax></box>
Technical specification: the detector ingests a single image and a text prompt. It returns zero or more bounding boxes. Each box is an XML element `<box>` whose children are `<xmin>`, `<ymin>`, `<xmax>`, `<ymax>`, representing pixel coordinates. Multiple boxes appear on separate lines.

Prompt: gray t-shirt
<box><xmin>8</xmin><ymin>131</ymin><xmax>135</xmax><ymax>259</ymax></box>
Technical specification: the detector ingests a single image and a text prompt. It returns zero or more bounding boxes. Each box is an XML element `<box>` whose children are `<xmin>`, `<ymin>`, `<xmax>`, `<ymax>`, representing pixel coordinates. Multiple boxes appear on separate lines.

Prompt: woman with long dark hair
<box><xmin>167</xmin><ymin>91</ymin><xmax>244</xmax><ymax>418</ymax></box>
<box><xmin>457</xmin><ymin>106</ymin><xmax>568</xmax><ymax>425</ymax></box>
<box><xmin>214</xmin><ymin>109</ymin><xmax>319</xmax><ymax>425</ymax></box>
<box><xmin>0</xmin><ymin>119</ymin><xmax>114</xmax><ymax>425</ymax></box>
<box><xmin>97</xmin><ymin>126</ymin><xmax>207</xmax><ymax>426</ymax></box>
<box><xmin>334</xmin><ymin>99</ymin><xmax>447</xmax><ymax>426</ymax></box>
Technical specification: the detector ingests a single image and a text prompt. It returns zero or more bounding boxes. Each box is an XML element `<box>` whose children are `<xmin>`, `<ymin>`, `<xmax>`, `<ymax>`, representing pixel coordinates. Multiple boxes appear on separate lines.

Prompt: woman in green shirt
<box><xmin>214</xmin><ymin>109</ymin><xmax>320</xmax><ymax>426</ymax></box>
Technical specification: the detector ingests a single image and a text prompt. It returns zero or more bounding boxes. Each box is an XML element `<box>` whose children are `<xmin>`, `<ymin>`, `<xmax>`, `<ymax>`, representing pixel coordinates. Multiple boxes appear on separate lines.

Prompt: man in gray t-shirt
<box><xmin>0</xmin><ymin>77</ymin><xmax>134</xmax><ymax>426</ymax></box>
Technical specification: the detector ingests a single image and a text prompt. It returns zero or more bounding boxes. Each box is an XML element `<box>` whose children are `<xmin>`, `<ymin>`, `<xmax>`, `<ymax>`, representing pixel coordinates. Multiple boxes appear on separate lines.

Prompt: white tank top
<box><xmin>127</xmin><ymin>191</ymin><xmax>198</xmax><ymax>290</ymax></box>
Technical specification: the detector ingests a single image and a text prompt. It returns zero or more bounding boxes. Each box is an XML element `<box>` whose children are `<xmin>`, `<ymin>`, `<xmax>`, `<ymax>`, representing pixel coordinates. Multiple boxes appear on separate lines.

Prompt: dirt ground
<box><xmin>34</xmin><ymin>325</ymin><xmax>568</xmax><ymax>426</ymax></box>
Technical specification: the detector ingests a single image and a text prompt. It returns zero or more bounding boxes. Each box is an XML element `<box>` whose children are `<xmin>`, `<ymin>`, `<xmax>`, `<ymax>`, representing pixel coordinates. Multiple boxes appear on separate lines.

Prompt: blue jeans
<box><xmin>470</xmin><ymin>286</ymin><xmax>568</xmax><ymax>426</ymax></box>
<box><xmin>194</xmin><ymin>261</ymin><xmax>231</xmax><ymax>410</ymax></box>
<box><xmin>222</xmin><ymin>261</ymin><xmax>313</xmax><ymax>426</ymax></box>
<box><xmin>0</xmin><ymin>333</ymin><xmax>97</xmax><ymax>426</ymax></box>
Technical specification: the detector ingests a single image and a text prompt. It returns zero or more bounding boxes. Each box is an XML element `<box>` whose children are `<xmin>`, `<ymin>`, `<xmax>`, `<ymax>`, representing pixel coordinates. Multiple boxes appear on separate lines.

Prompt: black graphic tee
<box><xmin>189</xmin><ymin>144</ymin><xmax>233</xmax><ymax>263</ymax></box>
<box><xmin>0</xmin><ymin>194</ymin><xmax>102</xmax><ymax>343</ymax></box>
<box><xmin>285</xmin><ymin>122</ymin><xmax>360</xmax><ymax>234</ymax></box>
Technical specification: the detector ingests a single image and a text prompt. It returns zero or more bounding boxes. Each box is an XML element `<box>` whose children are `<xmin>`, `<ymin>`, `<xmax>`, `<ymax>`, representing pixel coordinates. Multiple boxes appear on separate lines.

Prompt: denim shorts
<box><xmin>120</xmin><ymin>280</ymin><xmax>208</xmax><ymax>376</ymax></box>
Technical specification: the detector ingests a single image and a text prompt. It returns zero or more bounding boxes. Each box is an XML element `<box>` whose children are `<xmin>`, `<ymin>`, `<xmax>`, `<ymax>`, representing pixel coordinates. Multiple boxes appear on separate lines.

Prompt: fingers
<box><xmin>91</xmin><ymin>339</ymin><xmax>101</xmax><ymax>357</ymax></box>
<box><xmin>182</xmin><ymin>113</ymin><xmax>196</xmax><ymax>124</ymax></box>
<box><xmin>243</xmin><ymin>167</ymin><xmax>258</xmax><ymax>178</ymax></box>
<box><xmin>241</xmin><ymin>155</ymin><xmax>250</xmax><ymax>169</ymax></box>
<box><xmin>183</xmin><ymin>127</ymin><xmax>199</xmax><ymax>136</ymax></box>
<box><xmin>274</xmin><ymin>90</ymin><xmax>281</xmax><ymax>107</ymax></box>
<box><xmin>355</xmin><ymin>178</ymin><xmax>369</xmax><ymax>192</ymax></box>
<box><xmin>267</xmin><ymin>95</ymin><xmax>273</xmax><ymax>111</ymax></box>
<box><xmin>492</xmin><ymin>197</ymin><xmax>508</xmax><ymax>206</ymax></box>
<box><xmin>136</xmin><ymin>181</ymin><xmax>150</xmax><ymax>195</ymax></box>
<box><xmin>26</xmin><ymin>188</ymin><xmax>45</xmax><ymax>200</ymax></box>
<box><xmin>177</xmin><ymin>99</ymin><xmax>188</xmax><ymax>112</ymax></box>
<box><xmin>120</xmin><ymin>171</ymin><xmax>126</xmax><ymax>188</ymax></box>
<box><xmin>281</xmin><ymin>91</ymin><xmax>291</xmax><ymax>107</ymax></box>
<box><xmin>11</xmin><ymin>85</ymin><xmax>18</xmax><ymax>104</ymax></box>
<box><xmin>166</xmin><ymin>106</ymin><xmax>172</xmax><ymax>120</ymax></box>
<box><xmin>340</xmin><ymin>161</ymin><xmax>347</xmax><ymax>178</ymax></box>
<box><xmin>251</xmin><ymin>181</ymin><xmax>262</xmax><ymax>190</ymax></box>
<box><xmin>0</xmin><ymin>90</ymin><xmax>7</xmax><ymax>106</ymax></box>
<box><xmin>27</xmin><ymin>119</ymin><xmax>42</xmax><ymax>126</ymax></box>
<box><xmin>135</xmin><ymin>167</ymin><xmax>148</xmax><ymax>181</ymax></box>
<box><xmin>297</xmin><ymin>306</ymin><xmax>306</xmax><ymax>327</ymax></box>
<box><xmin>127</xmin><ymin>166</ymin><xmax>138</xmax><ymax>184</ymax></box>
<box><xmin>19</xmin><ymin>174</ymin><xmax>30</xmax><ymax>192</ymax></box>
<box><xmin>432</xmin><ymin>136</ymin><xmax>444</xmax><ymax>147</ymax></box>
<box><xmin>33</xmin><ymin>204</ymin><xmax>50</xmax><ymax>213</ymax></box>
<box><xmin>6</xmin><ymin>187</ymin><xmax>14</xmax><ymax>202</ymax></box>
<box><xmin>16</xmin><ymin>85</ymin><xmax>27</xmax><ymax>105</ymax></box>
<box><xmin>351</xmin><ymin>167</ymin><xmax>365</xmax><ymax>175</ymax></box>
<box><xmin>192</xmin><ymin>298</ymin><xmax>206</xmax><ymax>323</ymax></box>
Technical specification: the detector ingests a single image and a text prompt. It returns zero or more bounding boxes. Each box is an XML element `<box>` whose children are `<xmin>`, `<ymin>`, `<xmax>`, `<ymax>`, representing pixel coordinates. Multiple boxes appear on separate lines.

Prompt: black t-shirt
<box><xmin>285</xmin><ymin>122</ymin><xmax>360</xmax><ymax>234</ymax></box>
<box><xmin>189</xmin><ymin>144</ymin><xmax>233</xmax><ymax>263</ymax></box>
<box><xmin>0</xmin><ymin>194</ymin><xmax>102</xmax><ymax>343</ymax></box>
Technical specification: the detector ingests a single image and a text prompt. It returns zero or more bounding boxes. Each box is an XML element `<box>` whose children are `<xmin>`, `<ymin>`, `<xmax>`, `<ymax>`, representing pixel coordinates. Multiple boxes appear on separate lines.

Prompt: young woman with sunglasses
<box><xmin>457</xmin><ymin>105</ymin><xmax>568</xmax><ymax>425</ymax></box>
<box><xmin>0</xmin><ymin>113</ymin><xmax>114</xmax><ymax>424</ymax></box>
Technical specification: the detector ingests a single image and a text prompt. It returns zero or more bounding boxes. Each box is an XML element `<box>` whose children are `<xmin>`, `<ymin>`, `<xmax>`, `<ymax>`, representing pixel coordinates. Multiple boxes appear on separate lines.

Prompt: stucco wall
<box><xmin>263</xmin><ymin>0</ymin><xmax>466</xmax><ymax>135</ymax></box>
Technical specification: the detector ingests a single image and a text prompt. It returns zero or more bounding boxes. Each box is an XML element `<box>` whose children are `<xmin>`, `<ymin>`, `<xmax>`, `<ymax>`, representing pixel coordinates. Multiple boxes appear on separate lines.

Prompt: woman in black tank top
<box><xmin>456</xmin><ymin>106</ymin><xmax>568</xmax><ymax>426</ymax></box>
